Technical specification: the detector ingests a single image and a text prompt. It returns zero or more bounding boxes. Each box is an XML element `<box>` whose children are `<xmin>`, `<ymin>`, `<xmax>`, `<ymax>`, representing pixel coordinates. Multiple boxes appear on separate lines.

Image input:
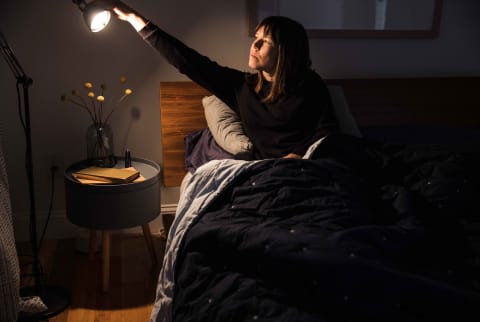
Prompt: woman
<box><xmin>112</xmin><ymin>2</ymin><xmax>339</xmax><ymax>159</ymax></box>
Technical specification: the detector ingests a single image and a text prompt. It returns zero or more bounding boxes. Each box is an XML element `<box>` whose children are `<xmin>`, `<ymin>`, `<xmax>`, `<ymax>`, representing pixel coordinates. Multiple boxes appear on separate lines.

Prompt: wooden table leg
<box><xmin>88</xmin><ymin>230</ymin><xmax>96</xmax><ymax>260</ymax></box>
<box><xmin>102</xmin><ymin>230</ymin><xmax>110</xmax><ymax>292</ymax></box>
<box><xmin>142</xmin><ymin>224</ymin><xmax>158</xmax><ymax>267</ymax></box>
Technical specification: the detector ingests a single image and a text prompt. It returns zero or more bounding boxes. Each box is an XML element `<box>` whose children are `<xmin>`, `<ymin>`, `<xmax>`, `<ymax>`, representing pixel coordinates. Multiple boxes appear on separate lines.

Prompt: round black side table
<box><xmin>64</xmin><ymin>157</ymin><xmax>161</xmax><ymax>292</ymax></box>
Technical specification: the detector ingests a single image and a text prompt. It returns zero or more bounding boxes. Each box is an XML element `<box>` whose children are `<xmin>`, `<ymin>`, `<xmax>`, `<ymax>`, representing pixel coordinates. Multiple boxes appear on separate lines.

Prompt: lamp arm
<box><xmin>0</xmin><ymin>31</ymin><xmax>28</xmax><ymax>81</ymax></box>
<box><xmin>0</xmin><ymin>31</ymin><xmax>32</xmax><ymax>135</ymax></box>
<box><xmin>72</xmin><ymin>0</ymin><xmax>87</xmax><ymax>11</ymax></box>
<box><xmin>73</xmin><ymin>0</ymin><xmax>118</xmax><ymax>11</ymax></box>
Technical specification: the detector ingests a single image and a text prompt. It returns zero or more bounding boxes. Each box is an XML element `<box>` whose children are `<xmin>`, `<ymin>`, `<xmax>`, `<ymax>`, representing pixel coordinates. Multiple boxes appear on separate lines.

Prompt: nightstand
<box><xmin>64</xmin><ymin>157</ymin><xmax>161</xmax><ymax>292</ymax></box>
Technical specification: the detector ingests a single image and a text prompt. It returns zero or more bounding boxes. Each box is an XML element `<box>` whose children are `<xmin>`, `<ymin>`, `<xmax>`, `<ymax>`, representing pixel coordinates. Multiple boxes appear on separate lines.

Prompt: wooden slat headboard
<box><xmin>160</xmin><ymin>82</ymin><xmax>211</xmax><ymax>187</ymax></box>
<box><xmin>160</xmin><ymin>77</ymin><xmax>480</xmax><ymax>187</ymax></box>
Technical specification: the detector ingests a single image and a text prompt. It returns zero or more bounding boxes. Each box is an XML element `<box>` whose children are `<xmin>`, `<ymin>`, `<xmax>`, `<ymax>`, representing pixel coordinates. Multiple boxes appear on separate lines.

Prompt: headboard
<box><xmin>160</xmin><ymin>82</ymin><xmax>211</xmax><ymax>187</ymax></box>
<box><xmin>160</xmin><ymin>77</ymin><xmax>480</xmax><ymax>187</ymax></box>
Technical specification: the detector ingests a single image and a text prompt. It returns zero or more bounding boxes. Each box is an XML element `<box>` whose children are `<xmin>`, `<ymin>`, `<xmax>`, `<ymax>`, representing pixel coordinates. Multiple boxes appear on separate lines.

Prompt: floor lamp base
<box><xmin>18</xmin><ymin>285</ymin><xmax>70</xmax><ymax>322</ymax></box>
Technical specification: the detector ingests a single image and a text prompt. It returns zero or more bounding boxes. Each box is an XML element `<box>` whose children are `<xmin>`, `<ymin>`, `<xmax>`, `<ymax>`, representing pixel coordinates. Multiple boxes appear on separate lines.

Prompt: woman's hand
<box><xmin>282</xmin><ymin>153</ymin><xmax>301</xmax><ymax>159</ymax></box>
<box><xmin>111</xmin><ymin>1</ymin><xmax>147</xmax><ymax>31</ymax></box>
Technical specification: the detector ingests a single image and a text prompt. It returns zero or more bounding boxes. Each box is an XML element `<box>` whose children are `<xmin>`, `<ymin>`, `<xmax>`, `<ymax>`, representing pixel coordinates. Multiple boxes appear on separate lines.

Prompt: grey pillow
<box><xmin>202</xmin><ymin>95</ymin><xmax>253</xmax><ymax>156</ymax></box>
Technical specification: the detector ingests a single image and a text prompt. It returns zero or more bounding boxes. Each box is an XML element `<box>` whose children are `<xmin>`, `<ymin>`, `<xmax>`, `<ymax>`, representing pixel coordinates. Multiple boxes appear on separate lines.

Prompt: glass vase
<box><xmin>86</xmin><ymin>122</ymin><xmax>116</xmax><ymax>167</ymax></box>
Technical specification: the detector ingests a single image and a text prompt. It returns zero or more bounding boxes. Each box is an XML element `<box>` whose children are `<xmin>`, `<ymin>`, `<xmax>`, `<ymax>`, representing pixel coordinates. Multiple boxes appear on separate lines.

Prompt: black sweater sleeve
<box><xmin>138</xmin><ymin>22</ymin><xmax>243</xmax><ymax>108</ymax></box>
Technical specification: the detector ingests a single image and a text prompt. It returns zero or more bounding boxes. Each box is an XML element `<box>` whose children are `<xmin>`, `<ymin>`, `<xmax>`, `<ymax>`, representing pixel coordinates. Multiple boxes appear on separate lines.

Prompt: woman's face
<box><xmin>249</xmin><ymin>26</ymin><xmax>278</xmax><ymax>80</ymax></box>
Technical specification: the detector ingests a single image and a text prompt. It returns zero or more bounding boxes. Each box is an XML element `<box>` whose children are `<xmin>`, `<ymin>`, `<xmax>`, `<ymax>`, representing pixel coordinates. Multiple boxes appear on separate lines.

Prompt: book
<box><xmin>73</xmin><ymin>166</ymin><xmax>140</xmax><ymax>184</ymax></box>
<box><xmin>72</xmin><ymin>174</ymin><xmax>146</xmax><ymax>185</ymax></box>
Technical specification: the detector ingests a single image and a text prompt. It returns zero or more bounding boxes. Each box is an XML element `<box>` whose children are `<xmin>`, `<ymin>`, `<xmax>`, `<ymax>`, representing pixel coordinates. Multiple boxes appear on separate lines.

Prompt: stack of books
<box><xmin>72</xmin><ymin>166</ymin><xmax>143</xmax><ymax>184</ymax></box>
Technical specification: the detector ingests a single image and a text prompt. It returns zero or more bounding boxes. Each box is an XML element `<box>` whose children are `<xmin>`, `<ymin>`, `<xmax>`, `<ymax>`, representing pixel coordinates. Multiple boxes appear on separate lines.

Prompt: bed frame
<box><xmin>160</xmin><ymin>77</ymin><xmax>480</xmax><ymax>187</ymax></box>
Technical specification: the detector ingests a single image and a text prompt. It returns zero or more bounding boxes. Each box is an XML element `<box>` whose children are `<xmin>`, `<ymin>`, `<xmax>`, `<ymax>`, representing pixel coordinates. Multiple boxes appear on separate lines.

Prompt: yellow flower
<box><xmin>62</xmin><ymin>75</ymin><xmax>133</xmax><ymax>125</ymax></box>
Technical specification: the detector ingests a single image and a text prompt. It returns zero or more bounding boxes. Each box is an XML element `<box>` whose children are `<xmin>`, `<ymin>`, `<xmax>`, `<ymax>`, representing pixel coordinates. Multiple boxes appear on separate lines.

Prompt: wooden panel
<box><xmin>160</xmin><ymin>82</ymin><xmax>211</xmax><ymax>187</ymax></box>
<box><xmin>160</xmin><ymin>77</ymin><xmax>480</xmax><ymax>187</ymax></box>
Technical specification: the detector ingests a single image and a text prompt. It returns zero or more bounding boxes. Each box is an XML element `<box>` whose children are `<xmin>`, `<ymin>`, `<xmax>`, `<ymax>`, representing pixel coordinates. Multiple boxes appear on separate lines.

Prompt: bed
<box><xmin>152</xmin><ymin>77</ymin><xmax>480</xmax><ymax>322</ymax></box>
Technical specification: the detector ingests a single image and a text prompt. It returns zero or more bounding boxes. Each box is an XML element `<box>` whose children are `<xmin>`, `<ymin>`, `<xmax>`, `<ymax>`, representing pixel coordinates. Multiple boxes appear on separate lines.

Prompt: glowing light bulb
<box><xmin>90</xmin><ymin>10</ymin><xmax>111</xmax><ymax>32</ymax></box>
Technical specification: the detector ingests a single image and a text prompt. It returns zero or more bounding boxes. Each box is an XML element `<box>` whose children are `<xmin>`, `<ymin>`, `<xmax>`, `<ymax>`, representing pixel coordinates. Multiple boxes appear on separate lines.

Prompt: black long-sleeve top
<box><xmin>139</xmin><ymin>22</ymin><xmax>339</xmax><ymax>159</ymax></box>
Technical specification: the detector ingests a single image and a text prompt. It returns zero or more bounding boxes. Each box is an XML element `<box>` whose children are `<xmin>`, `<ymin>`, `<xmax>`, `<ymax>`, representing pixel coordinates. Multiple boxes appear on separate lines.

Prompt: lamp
<box><xmin>73</xmin><ymin>0</ymin><xmax>114</xmax><ymax>32</ymax></box>
<box><xmin>0</xmin><ymin>31</ymin><xmax>69</xmax><ymax>321</ymax></box>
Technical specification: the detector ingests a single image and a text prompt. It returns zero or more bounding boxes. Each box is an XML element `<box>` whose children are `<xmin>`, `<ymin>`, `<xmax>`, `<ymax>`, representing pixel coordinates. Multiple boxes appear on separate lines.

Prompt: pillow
<box><xmin>202</xmin><ymin>95</ymin><xmax>253</xmax><ymax>156</ymax></box>
<box><xmin>327</xmin><ymin>85</ymin><xmax>363</xmax><ymax>137</ymax></box>
<box><xmin>184</xmin><ymin>128</ymin><xmax>234</xmax><ymax>173</ymax></box>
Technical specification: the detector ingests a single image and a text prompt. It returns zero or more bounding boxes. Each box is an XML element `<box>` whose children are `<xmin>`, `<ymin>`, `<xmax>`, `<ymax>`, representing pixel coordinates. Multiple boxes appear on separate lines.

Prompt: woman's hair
<box><xmin>250</xmin><ymin>16</ymin><xmax>312</xmax><ymax>103</ymax></box>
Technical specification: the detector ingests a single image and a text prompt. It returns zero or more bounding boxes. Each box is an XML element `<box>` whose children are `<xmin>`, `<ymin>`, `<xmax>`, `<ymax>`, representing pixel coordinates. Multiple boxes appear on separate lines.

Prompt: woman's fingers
<box><xmin>112</xmin><ymin>7</ymin><xmax>129</xmax><ymax>20</ymax></box>
<box><xmin>112</xmin><ymin>6</ymin><xmax>147</xmax><ymax>31</ymax></box>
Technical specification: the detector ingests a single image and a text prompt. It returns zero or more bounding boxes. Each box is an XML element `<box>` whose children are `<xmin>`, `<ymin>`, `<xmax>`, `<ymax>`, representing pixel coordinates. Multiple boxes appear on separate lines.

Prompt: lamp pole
<box><xmin>1</xmin><ymin>31</ymin><xmax>69</xmax><ymax>320</ymax></box>
<box><xmin>20</xmin><ymin>74</ymin><xmax>43</xmax><ymax>292</ymax></box>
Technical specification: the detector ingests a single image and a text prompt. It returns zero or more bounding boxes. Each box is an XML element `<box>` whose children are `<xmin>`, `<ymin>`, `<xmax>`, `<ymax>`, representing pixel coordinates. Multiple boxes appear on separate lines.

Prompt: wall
<box><xmin>1</xmin><ymin>0</ymin><xmax>479</xmax><ymax>240</ymax></box>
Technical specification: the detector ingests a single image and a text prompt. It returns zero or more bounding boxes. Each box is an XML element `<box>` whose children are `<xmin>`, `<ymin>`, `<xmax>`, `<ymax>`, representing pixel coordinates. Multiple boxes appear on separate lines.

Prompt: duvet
<box><xmin>151</xmin><ymin>134</ymin><xmax>480</xmax><ymax>322</ymax></box>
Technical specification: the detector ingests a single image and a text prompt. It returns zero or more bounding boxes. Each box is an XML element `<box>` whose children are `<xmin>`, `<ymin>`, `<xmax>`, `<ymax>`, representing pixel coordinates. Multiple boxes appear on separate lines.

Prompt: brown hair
<box><xmin>250</xmin><ymin>16</ymin><xmax>312</xmax><ymax>103</ymax></box>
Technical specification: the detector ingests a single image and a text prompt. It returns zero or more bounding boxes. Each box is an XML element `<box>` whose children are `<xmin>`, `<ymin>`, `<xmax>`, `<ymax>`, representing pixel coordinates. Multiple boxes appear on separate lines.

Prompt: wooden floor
<box><xmin>17</xmin><ymin>233</ymin><xmax>166</xmax><ymax>322</ymax></box>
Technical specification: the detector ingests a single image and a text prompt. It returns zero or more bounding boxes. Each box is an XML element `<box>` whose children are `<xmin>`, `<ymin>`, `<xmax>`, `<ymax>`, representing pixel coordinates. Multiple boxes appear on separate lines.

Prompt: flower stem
<box><xmin>90</xmin><ymin>98</ymin><xmax>98</xmax><ymax>124</ymax></box>
<box><xmin>67</xmin><ymin>98</ymin><xmax>96</xmax><ymax>123</ymax></box>
<box><xmin>104</xmin><ymin>94</ymin><xmax>127</xmax><ymax>124</ymax></box>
